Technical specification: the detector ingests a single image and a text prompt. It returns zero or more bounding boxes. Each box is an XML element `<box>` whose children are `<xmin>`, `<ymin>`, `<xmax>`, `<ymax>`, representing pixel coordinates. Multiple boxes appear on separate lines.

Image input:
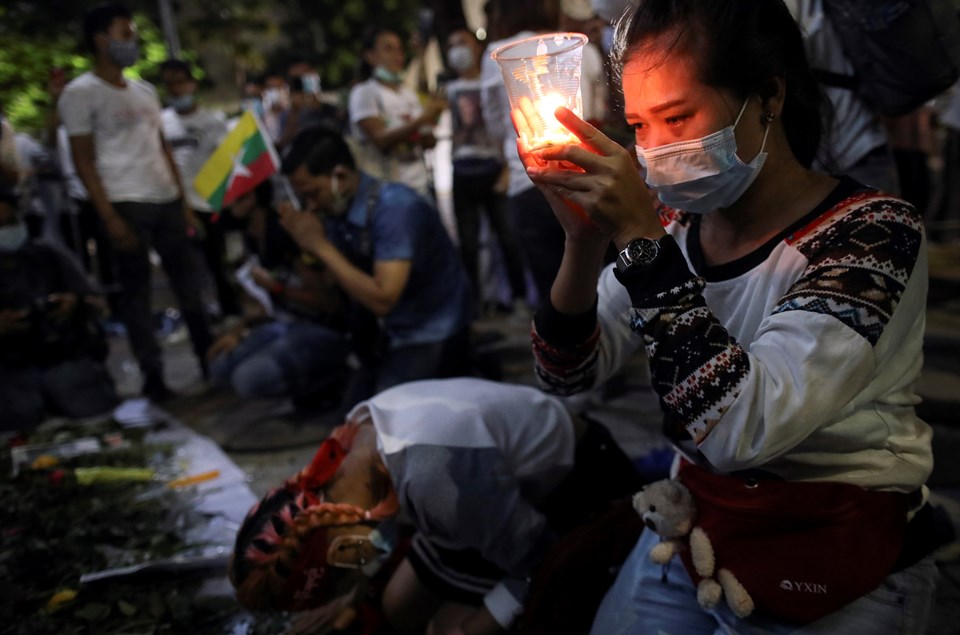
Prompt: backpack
<box><xmin>819</xmin><ymin>0</ymin><xmax>960</xmax><ymax>116</ymax></box>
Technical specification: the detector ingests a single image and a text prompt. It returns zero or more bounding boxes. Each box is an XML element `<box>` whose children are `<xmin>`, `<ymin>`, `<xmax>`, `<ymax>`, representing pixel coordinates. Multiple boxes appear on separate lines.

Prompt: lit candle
<box><xmin>535</xmin><ymin>92</ymin><xmax>577</xmax><ymax>148</ymax></box>
<box><xmin>492</xmin><ymin>32</ymin><xmax>588</xmax><ymax>152</ymax></box>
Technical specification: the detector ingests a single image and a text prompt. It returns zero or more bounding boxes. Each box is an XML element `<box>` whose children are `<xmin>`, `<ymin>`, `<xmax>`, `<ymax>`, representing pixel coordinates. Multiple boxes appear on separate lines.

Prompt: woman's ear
<box><xmin>760</xmin><ymin>76</ymin><xmax>786</xmax><ymax>118</ymax></box>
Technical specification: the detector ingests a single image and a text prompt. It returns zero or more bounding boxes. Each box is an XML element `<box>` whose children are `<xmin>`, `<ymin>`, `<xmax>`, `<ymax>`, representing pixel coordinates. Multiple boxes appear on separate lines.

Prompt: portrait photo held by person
<box><xmin>516</xmin><ymin>0</ymin><xmax>945</xmax><ymax>633</ymax></box>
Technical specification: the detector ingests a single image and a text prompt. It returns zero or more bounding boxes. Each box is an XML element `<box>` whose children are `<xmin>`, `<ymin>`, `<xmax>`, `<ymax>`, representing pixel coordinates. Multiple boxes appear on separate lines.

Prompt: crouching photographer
<box><xmin>0</xmin><ymin>186</ymin><xmax>117</xmax><ymax>432</ymax></box>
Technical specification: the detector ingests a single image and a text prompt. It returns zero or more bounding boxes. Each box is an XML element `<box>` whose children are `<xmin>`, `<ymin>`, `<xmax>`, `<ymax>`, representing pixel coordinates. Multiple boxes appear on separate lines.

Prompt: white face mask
<box><xmin>108</xmin><ymin>38</ymin><xmax>140</xmax><ymax>68</ymax></box>
<box><xmin>167</xmin><ymin>93</ymin><xmax>194</xmax><ymax>113</ymax></box>
<box><xmin>0</xmin><ymin>222</ymin><xmax>27</xmax><ymax>252</ymax></box>
<box><xmin>447</xmin><ymin>45</ymin><xmax>475</xmax><ymax>73</ymax></box>
<box><xmin>635</xmin><ymin>99</ymin><xmax>770</xmax><ymax>214</ymax></box>
<box><xmin>301</xmin><ymin>73</ymin><xmax>321</xmax><ymax>94</ymax></box>
<box><xmin>372</xmin><ymin>65</ymin><xmax>404</xmax><ymax>84</ymax></box>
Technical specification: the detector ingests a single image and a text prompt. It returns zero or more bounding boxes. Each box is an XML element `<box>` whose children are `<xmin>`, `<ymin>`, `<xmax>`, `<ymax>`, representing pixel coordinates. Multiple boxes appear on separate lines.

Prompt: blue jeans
<box><xmin>591</xmin><ymin>527</ymin><xmax>938</xmax><ymax>635</ymax></box>
<box><xmin>209</xmin><ymin>321</ymin><xmax>350</xmax><ymax>399</ymax></box>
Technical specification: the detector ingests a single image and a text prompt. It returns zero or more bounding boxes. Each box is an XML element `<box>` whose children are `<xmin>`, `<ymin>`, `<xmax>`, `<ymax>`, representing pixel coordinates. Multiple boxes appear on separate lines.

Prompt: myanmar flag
<box><xmin>193</xmin><ymin>111</ymin><xmax>280</xmax><ymax>211</ymax></box>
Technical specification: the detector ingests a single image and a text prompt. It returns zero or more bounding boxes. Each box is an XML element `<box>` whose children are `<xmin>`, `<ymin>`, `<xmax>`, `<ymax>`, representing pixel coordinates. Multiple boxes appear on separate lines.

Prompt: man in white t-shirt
<box><xmin>348</xmin><ymin>27</ymin><xmax>445</xmax><ymax>198</ymax></box>
<box><xmin>159</xmin><ymin>58</ymin><xmax>240</xmax><ymax>319</ymax></box>
<box><xmin>58</xmin><ymin>3</ymin><xmax>212</xmax><ymax>401</ymax></box>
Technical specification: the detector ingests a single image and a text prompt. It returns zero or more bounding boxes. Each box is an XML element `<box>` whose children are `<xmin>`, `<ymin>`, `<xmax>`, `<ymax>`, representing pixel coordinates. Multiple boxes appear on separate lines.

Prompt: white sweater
<box><xmin>534</xmin><ymin>177</ymin><xmax>932</xmax><ymax>493</ymax></box>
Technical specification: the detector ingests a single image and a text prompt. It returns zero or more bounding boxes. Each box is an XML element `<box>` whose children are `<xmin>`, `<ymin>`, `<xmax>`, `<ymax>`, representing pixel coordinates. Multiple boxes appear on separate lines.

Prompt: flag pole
<box><xmin>280</xmin><ymin>177</ymin><xmax>302</xmax><ymax>211</ymax></box>
<box><xmin>249</xmin><ymin>109</ymin><xmax>301</xmax><ymax>211</ymax></box>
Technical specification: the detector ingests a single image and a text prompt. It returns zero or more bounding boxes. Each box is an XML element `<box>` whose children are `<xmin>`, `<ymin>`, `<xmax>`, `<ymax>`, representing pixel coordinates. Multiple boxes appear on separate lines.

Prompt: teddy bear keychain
<box><xmin>632</xmin><ymin>479</ymin><xmax>755</xmax><ymax>618</ymax></box>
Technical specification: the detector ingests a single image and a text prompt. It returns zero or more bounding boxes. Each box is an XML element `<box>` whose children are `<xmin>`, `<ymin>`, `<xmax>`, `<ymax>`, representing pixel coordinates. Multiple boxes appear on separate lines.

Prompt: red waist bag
<box><xmin>677</xmin><ymin>461</ymin><xmax>908</xmax><ymax>624</ymax></box>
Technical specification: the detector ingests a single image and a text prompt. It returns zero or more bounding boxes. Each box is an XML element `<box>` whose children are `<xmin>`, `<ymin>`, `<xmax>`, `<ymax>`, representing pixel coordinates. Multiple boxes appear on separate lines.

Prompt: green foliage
<box><xmin>0</xmin><ymin>9</ymin><xmax>190</xmax><ymax>136</ymax></box>
<box><xmin>265</xmin><ymin>0</ymin><xmax>422</xmax><ymax>88</ymax></box>
<box><xmin>0</xmin><ymin>0</ymin><xmax>427</xmax><ymax>134</ymax></box>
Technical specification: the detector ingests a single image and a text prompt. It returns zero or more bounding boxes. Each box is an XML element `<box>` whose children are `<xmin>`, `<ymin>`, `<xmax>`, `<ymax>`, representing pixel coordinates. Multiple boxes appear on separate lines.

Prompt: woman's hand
<box><xmin>522</xmin><ymin>107</ymin><xmax>664</xmax><ymax>249</ymax></box>
<box><xmin>515</xmin><ymin>137</ymin><xmax>607</xmax><ymax>249</ymax></box>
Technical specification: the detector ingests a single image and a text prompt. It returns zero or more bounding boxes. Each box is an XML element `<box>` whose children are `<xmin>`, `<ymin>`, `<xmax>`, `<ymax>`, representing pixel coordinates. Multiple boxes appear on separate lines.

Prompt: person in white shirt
<box><xmin>159</xmin><ymin>58</ymin><xmax>240</xmax><ymax>319</ymax></box>
<box><xmin>444</xmin><ymin>28</ymin><xmax>528</xmax><ymax>311</ymax></box>
<box><xmin>229</xmin><ymin>378</ymin><xmax>643</xmax><ymax>635</ymax></box>
<box><xmin>348</xmin><ymin>26</ymin><xmax>446</xmax><ymax>198</ymax></box>
<box><xmin>58</xmin><ymin>3</ymin><xmax>212</xmax><ymax>401</ymax></box>
<box><xmin>480</xmin><ymin>0</ymin><xmax>569</xmax><ymax>308</ymax></box>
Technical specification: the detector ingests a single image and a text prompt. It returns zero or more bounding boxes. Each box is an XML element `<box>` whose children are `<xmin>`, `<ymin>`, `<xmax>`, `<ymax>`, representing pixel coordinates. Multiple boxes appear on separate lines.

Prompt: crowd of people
<box><xmin>2</xmin><ymin>0</ymin><xmax>958</xmax><ymax>633</ymax></box>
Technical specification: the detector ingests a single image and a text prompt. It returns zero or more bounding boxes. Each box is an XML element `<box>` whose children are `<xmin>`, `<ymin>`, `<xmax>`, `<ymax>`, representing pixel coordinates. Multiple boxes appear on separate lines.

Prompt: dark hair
<box><xmin>159</xmin><ymin>58</ymin><xmax>194</xmax><ymax>80</ymax></box>
<box><xmin>281</xmin><ymin>125</ymin><xmax>356</xmax><ymax>176</ymax></box>
<box><xmin>485</xmin><ymin>0</ymin><xmax>559</xmax><ymax>41</ymax></box>
<box><xmin>611</xmin><ymin>0</ymin><xmax>824</xmax><ymax>168</ymax></box>
<box><xmin>358</xmin><ymin>26</ymin><xmax>401</xmax><ymax>81</ymax></box>
<box><xmin>83</xmin><ymin>3</ymin><xmax>132</xmax><ymax>54</ymax></box>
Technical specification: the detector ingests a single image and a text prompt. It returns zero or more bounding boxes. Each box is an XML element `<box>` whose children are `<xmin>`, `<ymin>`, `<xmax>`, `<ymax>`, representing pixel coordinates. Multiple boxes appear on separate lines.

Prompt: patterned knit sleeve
<box><xmin>627</xmin><ymin>194</ymin><xmax>924</xmax><ymax>468</ymax></box>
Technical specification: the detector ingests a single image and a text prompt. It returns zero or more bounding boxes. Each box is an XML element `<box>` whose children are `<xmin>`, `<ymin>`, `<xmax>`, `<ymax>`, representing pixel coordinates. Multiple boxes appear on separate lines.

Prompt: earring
<box><xmin>762</xmin><ymin>112</ymin><xmax>776</xmax><ymax>124</ymax></box>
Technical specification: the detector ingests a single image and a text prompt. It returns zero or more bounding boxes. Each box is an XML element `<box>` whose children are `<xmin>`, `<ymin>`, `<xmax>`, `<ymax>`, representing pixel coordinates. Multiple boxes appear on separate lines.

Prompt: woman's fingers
<box><xmin>554</xmin><ymin>107</ymin><xmax>618</xmax><ymax>154</ymax></box>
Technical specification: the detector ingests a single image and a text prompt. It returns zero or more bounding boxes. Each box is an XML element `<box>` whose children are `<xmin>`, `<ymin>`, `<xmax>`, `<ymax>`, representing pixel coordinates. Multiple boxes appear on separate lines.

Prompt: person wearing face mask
<box><xmin>277</xmin><ymin>126</ymin><xmax>474</xmax><ymax>407</ymax></box>
<box><xmin>480</xmin><ymin>0</ymin><xmax>573</xmax><ymax>311</ymax></box>
<box><xmin>58</xmin><ymin>3</ymin><xmax>213</xmax><ymax>402</ymax></box>
<box><xmin>444</xmin><ymin>28</ymin><xmax>529</xmax><ymax>316</ymax></box>
<box><xmin>517</xmin><ymin>0</ymin><xmax>941</xmax><ymax>633</ymax></box>
<box><xmin>159</xmin><ymin>58</ymin><xmax>241</xmax><ymax>320</ymax></box>
<box><xmin>278</xmin><ymin>61</ymin><xmax>345</xmax><ymax>150</ymax></box>
<box><xmin>205</xmin><ymin>180</ymin><xmax>351</xmax><ymax>415</ymax></box>
<box><xmin>0</xmin><ymin>186</ymin><xmax>118</xmax><ymax>432</ymax></box>
<box><xmin>230</xmin><ymin>377</ymin><xmax>643</xmax><ymax>635</ymax></box>
<box><xmin>348</xmin><ymin>26</ymin><xmax>447</xmax><ymax>198</ymax></box>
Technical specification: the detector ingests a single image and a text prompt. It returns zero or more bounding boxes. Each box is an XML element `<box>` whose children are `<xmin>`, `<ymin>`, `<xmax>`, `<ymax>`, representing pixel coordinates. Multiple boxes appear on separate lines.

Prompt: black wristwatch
<box><xmin>616</xmin><ymin>237</ymin><xmax>662</xmax><ymax>274</ymax></box>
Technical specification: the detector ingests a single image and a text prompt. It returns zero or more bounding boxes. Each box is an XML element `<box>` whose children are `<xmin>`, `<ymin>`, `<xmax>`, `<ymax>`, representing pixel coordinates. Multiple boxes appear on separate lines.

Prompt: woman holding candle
<box><xmin>520</xmin><ymin>0</ymin><xmax>940</xmax><ymax>633</ymax></box>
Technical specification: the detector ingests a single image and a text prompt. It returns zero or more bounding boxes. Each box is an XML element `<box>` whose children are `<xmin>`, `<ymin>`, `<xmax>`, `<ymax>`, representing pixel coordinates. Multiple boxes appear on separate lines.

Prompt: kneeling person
<box><xmin>229</xmin><ymin>378</ymin><xmax>643</xmax><ymax>634</ymax></box>
<box><xmin>278</xmin><ymin>126</ymin><xmax>474</xmax><ymax>400</ymax></box>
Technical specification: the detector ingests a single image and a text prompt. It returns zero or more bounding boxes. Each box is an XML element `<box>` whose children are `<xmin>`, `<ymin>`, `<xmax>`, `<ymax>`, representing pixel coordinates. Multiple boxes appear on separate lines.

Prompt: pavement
<box><xmin>99</xmin><ymin>240</ymin><xmax>960</xmax><ymax>634</ymax></box>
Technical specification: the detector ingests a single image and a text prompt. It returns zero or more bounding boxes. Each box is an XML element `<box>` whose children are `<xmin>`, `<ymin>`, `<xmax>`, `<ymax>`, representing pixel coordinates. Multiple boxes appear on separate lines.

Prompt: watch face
<box><xmin>617</xmin><ymin>237</ymin><xmax>660</xmax><ymax>273</ymax></box>
<box><xmin>628</xmin><ymin>238</ymin><xmax>658</xmax><ymax>266</ymax></box>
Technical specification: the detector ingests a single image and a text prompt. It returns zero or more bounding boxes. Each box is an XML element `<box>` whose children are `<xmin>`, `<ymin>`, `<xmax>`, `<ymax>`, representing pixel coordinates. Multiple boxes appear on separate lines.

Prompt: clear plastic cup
<box><xmin>491</xmin><ymin>32</ymin><xmax>588</xmax><ymax>150</ymax></box>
